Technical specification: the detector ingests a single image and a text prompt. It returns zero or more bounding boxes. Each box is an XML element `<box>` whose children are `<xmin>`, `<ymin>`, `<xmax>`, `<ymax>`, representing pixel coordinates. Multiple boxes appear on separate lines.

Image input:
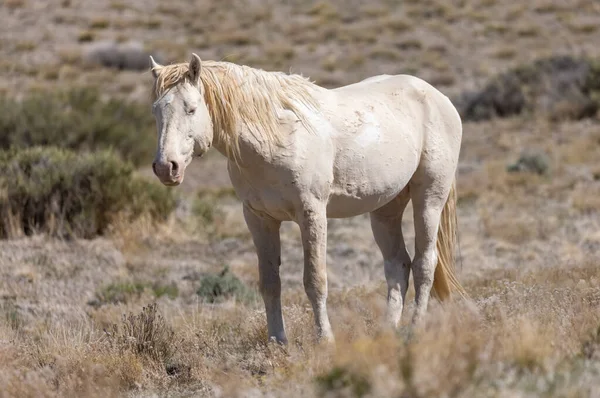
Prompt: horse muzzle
<box><xmin>152</xmin><ymin>159</ymin><xmax>184</xmax><ymax>186</ymax></box>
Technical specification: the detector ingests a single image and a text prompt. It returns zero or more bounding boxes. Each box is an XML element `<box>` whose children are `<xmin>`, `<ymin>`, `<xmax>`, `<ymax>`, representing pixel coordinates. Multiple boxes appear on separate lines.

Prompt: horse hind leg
<box><xmin>370</xmin><ymin>186</ymin><xmax>412</xmax><ymax>329</ymax></box>
<box><xmin>409</xmin><ymin>169</ymin><xmax>456</xmax><ymax>329</ymax></box>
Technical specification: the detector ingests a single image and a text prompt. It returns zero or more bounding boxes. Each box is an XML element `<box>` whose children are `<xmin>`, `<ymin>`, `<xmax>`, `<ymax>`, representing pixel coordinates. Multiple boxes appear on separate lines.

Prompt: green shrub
<box><xmin>151</xmin><ymin>282</ymin><xmax>179</xmax><ymax>300</ymax></box>
<box><xmin>0</xmin><ymin>87</ymin><xmax>156</xmax><ymax>166</ymax></box>
<box><xmin>0</xmin><ymin>147</ymin><xmax>175</xmax><ymax>239</ymax></box>
<box><xmin>507</xmin><ymin>151</ymin><xmax>550</xmax><ymax>175</ymax></box>
<box><xmin>196</xmin><ymin>266</ymin><xmax>258</xmax><ymax>305</ymax></box>
<box><xmin>96</xmin><ymin>281</ymin><xmax>147</xmax><ymax>305</ymax></box>
<box><xmin>92</xmin><ymin>280</ymin><xmax>179</xmax><ymax>307</ymax></box>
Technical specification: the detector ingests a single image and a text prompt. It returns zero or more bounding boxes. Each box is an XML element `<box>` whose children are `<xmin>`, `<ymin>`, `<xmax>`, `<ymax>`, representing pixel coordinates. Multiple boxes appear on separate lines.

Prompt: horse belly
<box><xmin>326</xmin><ymin>152</ymin><xmax>417</xmax><ymax>218</ymax></box>
<box><xmin>326</xmin><ymin>190</ymin><xmax>402</xmax><ymax>218</ymax></box>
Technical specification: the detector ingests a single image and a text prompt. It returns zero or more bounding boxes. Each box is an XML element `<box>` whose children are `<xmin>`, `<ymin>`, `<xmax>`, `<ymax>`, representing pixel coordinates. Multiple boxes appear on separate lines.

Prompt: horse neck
<box><xmin>202</xmin><ymin>65</ymin><xmax>327</xmax><ymax>164</ymax></box>
<box><xmin>210</xmin><ymin>126</ymin><xmax>230</xmax><ymax>158</ymax></box>
<box><xmin>211</xmin><ymin>123</ymin><xmax>268</xmax><ymax>167</ymax></box>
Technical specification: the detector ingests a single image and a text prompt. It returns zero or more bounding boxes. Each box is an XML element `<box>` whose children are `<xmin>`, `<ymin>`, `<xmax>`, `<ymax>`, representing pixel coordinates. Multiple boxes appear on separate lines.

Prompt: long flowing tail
<box><xmin>432</xmin><ymin>180</ymin><xmax>468</xmax><ymax>301</ymax></box>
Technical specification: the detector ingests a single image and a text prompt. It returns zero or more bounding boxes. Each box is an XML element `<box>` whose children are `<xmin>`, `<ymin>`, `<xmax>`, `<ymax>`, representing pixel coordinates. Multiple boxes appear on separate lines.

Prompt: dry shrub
<box><xmin>0</xmin><ymin>86</ymin><xmax>156</xmax><ymax>166</ymax></box>
<box><xmin>455</xmin><ymin>55</ymin><xmax>600</xmax><ymax>122</ymax></box>
<box><xmin>106</xmin><ymin>303</ymin><xmax>179</xmax><ymax>364</ymax></box>
<box><xmin>96</xmin><ymin>303</ymin><xmax>181</xmax><ymax>390</ymax></box>
<box><xmin>0</xmin><ymin>147</ymin><xmax>175</xmax><ymax>239</ymax></box>
<box><xmin>83</xmin><ymin>40</ymin><xmax>161</xmax><ymax>71</ymax></box>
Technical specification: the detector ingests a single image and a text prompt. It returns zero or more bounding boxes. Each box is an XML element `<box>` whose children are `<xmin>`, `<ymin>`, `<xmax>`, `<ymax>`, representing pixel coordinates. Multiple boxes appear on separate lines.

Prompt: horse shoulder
<box><xmin>230</xmin><ymin>109</ymin><xmax>334</xmax><ymax>214</ymax></box>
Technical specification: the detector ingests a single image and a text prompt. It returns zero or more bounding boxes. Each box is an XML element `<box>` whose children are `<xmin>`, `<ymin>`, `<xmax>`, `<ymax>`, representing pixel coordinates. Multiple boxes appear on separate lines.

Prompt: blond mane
<box><xmin>152</xmin><ymin>60</ymin><xmax>321</xmax><ymax>161</ymax></box>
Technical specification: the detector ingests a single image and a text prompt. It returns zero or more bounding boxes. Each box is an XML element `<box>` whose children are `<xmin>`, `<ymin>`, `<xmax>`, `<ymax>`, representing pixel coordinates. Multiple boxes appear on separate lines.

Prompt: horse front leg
<box><xmin>243</xmin><ymin>205</ymin><xmax>287</xmax><ymax>344</ymax></box>
<box><xmin>298</xmin><ymin>206</ymin><xmax>334</xmax><ymax>343</ymax></box>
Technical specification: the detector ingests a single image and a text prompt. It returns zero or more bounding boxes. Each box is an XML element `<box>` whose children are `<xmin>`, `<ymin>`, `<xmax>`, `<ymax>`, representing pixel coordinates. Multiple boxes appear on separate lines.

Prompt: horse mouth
<box><xmin>162</xmin><ymin>180</ymin><xmax>181</xmax><ymax>186</ymax></box>
<box><xmin>160</xmin><ymin>173</ymin><xmax>184</xmax><ymax>186</ymax></box>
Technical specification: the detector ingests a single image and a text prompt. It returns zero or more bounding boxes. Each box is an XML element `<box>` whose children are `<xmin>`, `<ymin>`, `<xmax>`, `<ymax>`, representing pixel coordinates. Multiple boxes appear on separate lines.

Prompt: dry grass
<box><xmin>1</xmin><ymin>0</ymin><xmax>600</xmax><ymax>97</ymax></box>
<box><xmin>1</xmin><ymin>263</ymin><xmax>599</xmax><ymax>397</ymax></box>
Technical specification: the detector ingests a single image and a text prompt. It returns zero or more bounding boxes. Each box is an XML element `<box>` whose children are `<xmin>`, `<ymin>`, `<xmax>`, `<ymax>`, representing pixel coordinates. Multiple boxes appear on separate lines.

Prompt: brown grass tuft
<box><xmin>106</xmin><ymin>303</ymin><xmax>179</xmax><ymax>364</ymax></box>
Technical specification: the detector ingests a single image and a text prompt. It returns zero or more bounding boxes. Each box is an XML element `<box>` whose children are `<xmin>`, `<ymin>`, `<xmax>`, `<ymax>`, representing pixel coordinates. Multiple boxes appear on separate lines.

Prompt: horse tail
<box><xmin>432</xmin><ymin>179</ymin><xmax>468</xmax><ymax>301</ymax></box>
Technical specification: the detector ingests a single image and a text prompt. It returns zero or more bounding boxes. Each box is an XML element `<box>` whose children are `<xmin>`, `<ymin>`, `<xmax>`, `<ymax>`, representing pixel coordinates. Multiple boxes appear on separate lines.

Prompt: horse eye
<box><xmin>187</xmin><ymin>108</ymin><xmax>196</xmax><ymax>115</ymax></box>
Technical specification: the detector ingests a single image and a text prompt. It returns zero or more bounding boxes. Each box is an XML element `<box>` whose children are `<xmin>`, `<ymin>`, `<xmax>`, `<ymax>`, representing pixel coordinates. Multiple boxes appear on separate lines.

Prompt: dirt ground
<box><xmin>1</xmin><ymin>0</ymin><xmax>600</xmax><ymax>397</ymax></box>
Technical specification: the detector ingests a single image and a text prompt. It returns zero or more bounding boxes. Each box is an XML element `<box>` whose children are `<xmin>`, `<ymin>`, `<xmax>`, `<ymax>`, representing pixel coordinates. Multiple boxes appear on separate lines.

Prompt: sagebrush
<box><xmin>0</xmin><ymin>87</ymin><xmax>156</xmax><ymax>165</ymax></box>
<box><xmin>0</xmin><ymin>147</ymin><xmax>175</xmax><ymax>238</ymax></box>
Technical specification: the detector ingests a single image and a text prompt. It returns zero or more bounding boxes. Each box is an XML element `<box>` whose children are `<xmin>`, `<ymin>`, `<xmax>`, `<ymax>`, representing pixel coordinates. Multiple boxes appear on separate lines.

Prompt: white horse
<box><xmin>149</xmin><ymin>54</ymin><xmax>466</xmax><ymax>344</ymax></box>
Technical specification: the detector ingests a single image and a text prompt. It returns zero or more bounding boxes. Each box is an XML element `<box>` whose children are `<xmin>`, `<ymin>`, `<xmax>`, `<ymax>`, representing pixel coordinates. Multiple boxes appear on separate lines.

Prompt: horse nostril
<box><xmin>170</xmin><ymin>161</ymin><xmax>179</xmax><ymax>175</ymax></box>
<box><xmin>152</xmin><ymin>162</ymin><xmax>158</xmax><ymax>176</ymax></box>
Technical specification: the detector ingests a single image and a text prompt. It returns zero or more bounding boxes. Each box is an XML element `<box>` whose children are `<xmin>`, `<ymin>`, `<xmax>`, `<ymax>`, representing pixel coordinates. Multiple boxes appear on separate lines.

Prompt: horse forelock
<box><xmin>151</xmin><ymin>61</ymin><xmax>321</xmax><ymax>162</ymax></box>
<box><xmin>152</xmin><ymin>63</ymin><xmax>190</xmax><ymax>100</ymax></box>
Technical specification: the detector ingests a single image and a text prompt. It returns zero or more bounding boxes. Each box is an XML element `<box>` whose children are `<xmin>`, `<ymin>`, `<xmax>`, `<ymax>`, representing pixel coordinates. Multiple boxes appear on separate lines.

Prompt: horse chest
<box><xmin>227</xmin><ymin>164</ymin><xmax>299</xmax><ymax>221</ymax></box>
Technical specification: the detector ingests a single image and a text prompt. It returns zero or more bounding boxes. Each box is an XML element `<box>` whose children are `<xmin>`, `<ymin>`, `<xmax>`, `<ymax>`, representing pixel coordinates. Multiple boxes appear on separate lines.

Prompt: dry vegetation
<box><xmin>1</xmin><ymin>0</ymin><xmax>600</xmax><ymax>397</ymax></box>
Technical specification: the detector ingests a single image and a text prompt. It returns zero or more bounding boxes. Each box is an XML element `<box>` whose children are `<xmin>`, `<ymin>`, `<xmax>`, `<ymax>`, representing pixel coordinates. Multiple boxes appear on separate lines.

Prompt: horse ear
<box><xmin>149</xmin><ymin>56</ymin><xmax>161</xmax><ymax>79</ymax></box>
<box><xmin>189</xmin><ymin>53</ymin><xmax>202</xmax><ymax>85</ymax></box>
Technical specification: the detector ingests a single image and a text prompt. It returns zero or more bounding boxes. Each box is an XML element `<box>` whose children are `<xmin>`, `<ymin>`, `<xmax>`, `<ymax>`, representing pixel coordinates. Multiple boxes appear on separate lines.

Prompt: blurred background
<box><xmin>1</xmin><ymin>0</ymin><xmax>600</xmax><ymax>397</ymax></box>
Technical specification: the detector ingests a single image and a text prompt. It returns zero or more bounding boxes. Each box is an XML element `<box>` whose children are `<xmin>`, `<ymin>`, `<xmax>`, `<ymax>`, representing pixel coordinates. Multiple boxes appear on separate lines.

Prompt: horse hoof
<box><xmin>268</xmin><ymin>336</ymin><xmax>288</xmax><ymax>346</ymax></box>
